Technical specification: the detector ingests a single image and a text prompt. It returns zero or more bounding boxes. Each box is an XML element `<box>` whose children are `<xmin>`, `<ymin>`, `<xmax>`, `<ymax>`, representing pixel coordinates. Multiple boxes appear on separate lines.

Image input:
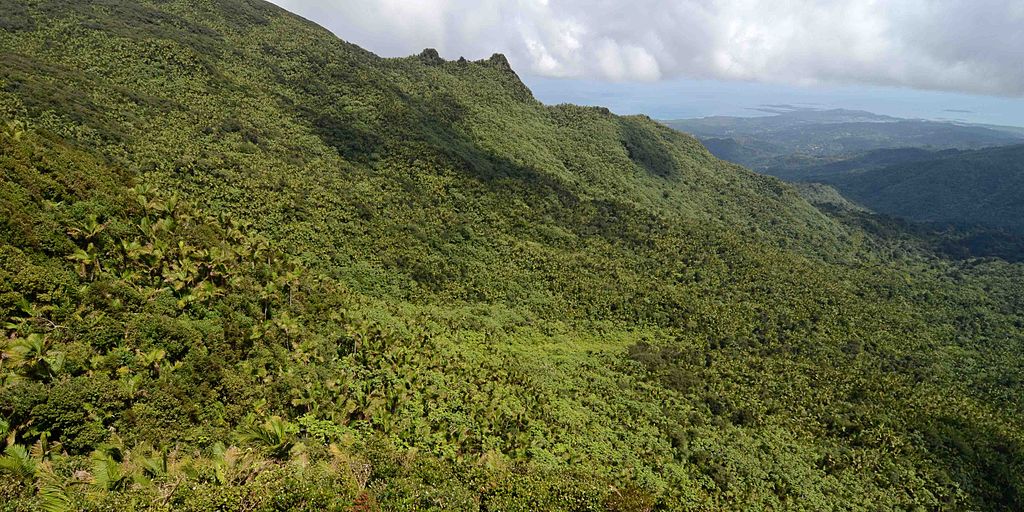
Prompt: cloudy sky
<box><xmin>268</xmin><ymin>0</ymin><xmax>1024</xmax><ymax>125</ymax></box>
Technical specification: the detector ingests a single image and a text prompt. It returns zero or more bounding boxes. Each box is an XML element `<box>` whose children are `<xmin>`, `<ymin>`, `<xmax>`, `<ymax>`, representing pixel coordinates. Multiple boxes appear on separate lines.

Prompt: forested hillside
<box><xmin>765</xmin><ymin>147</ymin><xmax>958</xmax><ymax>182</ymax></box>
<box><xmin>1</xmin><ymin>1</ymin><xmax>1023</xmax><ymax>510</ymax></box>
<box><xmin>819</xmin><ymin>145</ymin><xmax>1024</xmax><ymax>235</ymax></box>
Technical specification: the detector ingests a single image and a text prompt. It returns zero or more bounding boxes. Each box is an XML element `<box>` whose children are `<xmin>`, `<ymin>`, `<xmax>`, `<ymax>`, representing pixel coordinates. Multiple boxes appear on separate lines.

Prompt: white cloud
<box><xmin>594</xmin><ymin>39</ymin><xmax>661</xmax><ymax>81</ymax></box>
<box><xmin>268</xmin><ymin>0</ymin><xmax>1024</xmax><ymax>96</ymax></box>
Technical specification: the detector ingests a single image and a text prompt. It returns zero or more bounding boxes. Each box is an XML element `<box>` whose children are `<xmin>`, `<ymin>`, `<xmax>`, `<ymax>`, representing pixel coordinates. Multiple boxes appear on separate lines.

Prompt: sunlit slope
<box><xmin>1</xmin><ymin>0</ymin><xmax>847</xmax><ymax>280</ymax></box>
<box><xmin>0</xmin><ymin>1</ymin><xmax>1022</xmax><ymax>510</ymax></box>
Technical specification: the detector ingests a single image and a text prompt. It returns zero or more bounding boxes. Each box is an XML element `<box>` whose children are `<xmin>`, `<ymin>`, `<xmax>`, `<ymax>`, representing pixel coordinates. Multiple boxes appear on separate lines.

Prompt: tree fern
<box><xmin>238</xmin><ymin>416</ymin><xmax>296</xmax><ymax>460</ymax></box>
<box><xmin>36</xmin><ymin>463</ymin><xmax>74</xmax><ymax>512</ymax></box>
<box><xmin>0</xmin><ymin>444</ymin><xmax>37</xmax><ymax>482</ymax></box>
<box><xmin>90</xmin><ymin>446</ymin><xmax>130</xmax><ymax>492</ymax></box>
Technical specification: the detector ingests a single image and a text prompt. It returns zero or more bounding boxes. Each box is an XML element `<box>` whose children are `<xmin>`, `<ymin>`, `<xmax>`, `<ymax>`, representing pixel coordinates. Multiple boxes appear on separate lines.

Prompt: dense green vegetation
<box><xmin>797</xmin><ymin>183</ymin><xmax>1024</xmax><ymax>263</ymax></box>
<box><xmin>679</xmin><ymin>108</ymin><xmax>1024</xmax><ymax>255</ymax></box>
<box><xmin>766</xmin><ymin>148</ymin><xmax>957</xmax><ymax>182</ymax></box>
<box><xmin>815</xmin><ymin>145</ymin><xmax>1024</xmax><ymax>236</ymax></box>
<box><xmin>780</xmin><ymin>144</ymin><xmax>1024</xmax><ymax>256</ymax></box>
<box><xmin>1</xmin><ymin>1</ymin><xmax>1023</xmax><ymax>510</ymax></box>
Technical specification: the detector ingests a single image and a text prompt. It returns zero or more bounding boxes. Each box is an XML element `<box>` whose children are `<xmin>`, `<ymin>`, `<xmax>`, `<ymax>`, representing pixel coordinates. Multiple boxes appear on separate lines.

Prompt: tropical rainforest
<box><xmin>0</xmin><ymin>1</ymin><xmax>1022</xmax><ymax>510</ymax></box>
<box><xmin>781</xmin><ymin>144</ymin><xmax>1024</xmax><ymax>237</ymax></box>
<box><xmin>672</xmin><ymin>108</ymin><xmax>1024</xmax><ymax>262</ymax></box>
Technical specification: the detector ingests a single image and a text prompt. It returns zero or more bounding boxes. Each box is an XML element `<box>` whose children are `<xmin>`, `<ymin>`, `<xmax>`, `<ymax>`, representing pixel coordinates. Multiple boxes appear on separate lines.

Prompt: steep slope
<box><xmin>793</xmin><ymin>183</ymin><xmax>868</xmax><ymax>213</ymax></box>
<box><xmin>1</xmin><ymin>1</ymin><xmax>1023</xmax><ymax>511</ymax></box>
<box><xmin>0</xmin><ymin>0</ymin><xmax>853</xmax><ymax>308</ymax></box>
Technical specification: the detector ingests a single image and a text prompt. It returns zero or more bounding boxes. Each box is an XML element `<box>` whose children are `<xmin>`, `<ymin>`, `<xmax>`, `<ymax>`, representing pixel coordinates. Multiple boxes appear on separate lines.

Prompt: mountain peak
<box><xmin>3</xmin><ymin>1</ymin><xmax>1022</xmax><ymax>510</ymax></box>
<box><xmin>418</xmin><ymin>47</ymin><xmax>443</xmax><ymax>65</ymax></box>
<box><xmin>487</xmin><ymin>52</ymin><xmax>512</xmax><ymax>71</ymax></box>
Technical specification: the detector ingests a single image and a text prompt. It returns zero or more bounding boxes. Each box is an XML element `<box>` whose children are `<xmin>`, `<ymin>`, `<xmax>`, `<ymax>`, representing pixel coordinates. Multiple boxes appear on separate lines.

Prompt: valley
<box><xmin>0</xmin><ymin>1</ymin><xmax>1022</xmax><ymax>510</ymax></box>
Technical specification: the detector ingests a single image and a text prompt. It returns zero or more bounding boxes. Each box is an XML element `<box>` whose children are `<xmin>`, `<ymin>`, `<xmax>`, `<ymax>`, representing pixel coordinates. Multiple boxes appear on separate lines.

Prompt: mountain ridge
<box><xmin>823</xmin><ymin>144</ymin><xmax>1024</xmax><ymax>234</ymax></box>
<box><xmin>0</xmin><ymin>1</ymin><xmax>1023</xmax><ymax>510</ymax></box>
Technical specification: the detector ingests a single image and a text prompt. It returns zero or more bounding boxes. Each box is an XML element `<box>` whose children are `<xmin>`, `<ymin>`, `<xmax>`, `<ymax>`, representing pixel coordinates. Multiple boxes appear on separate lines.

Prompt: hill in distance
<box><xmin>814</xmin><ymin>144</ymin><xmax>1024</xmax><ymax>235</ymax></box>
<box><xmin>673</xmin><ymin>106</ymin><xmax>1024</xmax><ymax>252</ymax></box>
<box><xmin>663</xmin><ymin>106</ymin><xmax>1024</xmax><ymax>170</ymax></box>
<box><xmin>768</xmin><ymin>144</ymin><xmax>1024</xmax><ymax>255</ymax></box>
<box><xmin>1</xmin><ymin>1</ymin><xmax>1023</xmax><ymax>510</ymax></box>
<box><xmin>765</xmin><ymin>147</ymin><xmax>961</xmax><ymax>182</ymax></box>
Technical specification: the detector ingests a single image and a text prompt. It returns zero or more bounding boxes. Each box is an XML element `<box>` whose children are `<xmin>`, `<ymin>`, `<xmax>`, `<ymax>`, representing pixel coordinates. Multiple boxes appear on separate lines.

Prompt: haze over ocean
<box><xmin>523</xmin><ymin>75</ymin><xmax>1024</xmax><ymax>126</ymax></box>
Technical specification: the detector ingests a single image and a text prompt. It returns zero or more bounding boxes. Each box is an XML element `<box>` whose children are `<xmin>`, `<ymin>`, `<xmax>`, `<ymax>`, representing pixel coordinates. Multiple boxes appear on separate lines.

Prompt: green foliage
<box><xmin>0</xmin><ymin>1</ymin><xmax>1022</xmax><ymax>510</ymax></box>
<box><xmin>0</xmin><ymin>444</ymin><xmax>35</xmax><ymax>482</ymax></box>
<box><xmin>825</xmin><ymin>144</ymin><xmax>1024</xmax><ymax>235</ymax></box>
<box><xmin>237</xmin><ymin>416</ymin><xmax>297</xmax><ymax>460</ymax></box>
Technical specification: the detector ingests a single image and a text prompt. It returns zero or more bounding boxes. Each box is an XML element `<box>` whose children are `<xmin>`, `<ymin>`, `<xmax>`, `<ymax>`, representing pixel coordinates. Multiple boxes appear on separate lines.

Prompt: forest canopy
<box><xmin>0</xmin><ymin>1</ymin><xmax>1022</xmax><ymax>510</ymax></box>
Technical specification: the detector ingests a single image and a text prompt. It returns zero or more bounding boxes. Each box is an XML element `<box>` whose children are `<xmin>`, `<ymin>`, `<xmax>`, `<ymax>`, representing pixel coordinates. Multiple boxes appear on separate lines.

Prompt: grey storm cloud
<box><xmin>268</xmin><ymin>0</ymin><xmax>1024</xmax><ymax>96</ymax></box>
